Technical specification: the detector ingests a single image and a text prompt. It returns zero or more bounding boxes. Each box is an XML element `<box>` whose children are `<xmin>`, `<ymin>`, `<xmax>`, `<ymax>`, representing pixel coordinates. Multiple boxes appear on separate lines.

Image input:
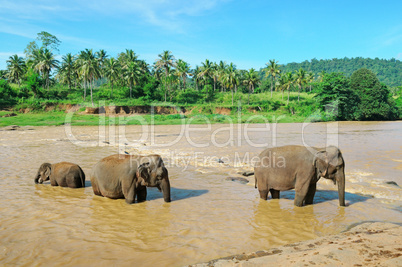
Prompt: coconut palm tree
<box><xmin>294</xmin><ymin>68</ymin><xmax>306</xmax><ymax>101</ymax></box>
<box><xmin>57</xmin><ymin>53</ymin><xmax>75</xmax><ymax>91</ymax></box>
<box><xmin>198</xmin><ymin>59</ymin><xmax>214</xmax><ymax>87</ymax></box>
<box><xmin>265</xmin><ymin>59</ymin><xmax>281</xmax><ymax>97</ymax></box>
<box><xmin>77</xmin><ymin>49</ymin><xmax>100</xmax><ymax>105</ymax></box>
<box><xmin>222</xmin><ymin>63</ymin><xmax>239</xmax><ymax>106</ymax></box>
<box><xmin>95</xmin><ymin>49</ymin><xmax>108</xmax><ymax>78</ymax></box>
<box><xmin>6</xmin><ymin>55</ymin><xmax>26</xmax><ymax>87</ymax></box>
<box><xmin>124</xmin><ymin>60</ymin><xmax>142</xmax><ymax>98</ymax></box>
<box><xmin>306</xmin><ymin>72</ymin><xmax>315</xmax><ymax>92</ymax></box>
<box><xmin>283</xmin><ymin>72</ymin><xmax>294</xmax><ymax>105</ymax></box>
<box><xmin>0</xmin><ymin>70</ymin><xmax>7</xmax><ymax>80</ymax></box>
<box><xmin>104</xmin><ymin>57</ymin><xmax>121</xmax><ymax>98</ymax></box>
<box><xmin>217</xmin><ymin>61</ymin><xmax>228</xmax><ymax>92</ymax></box>
<box><xmin>175</xmin><ymin>59</ymin><xmax>192</xmax><ymax>90</ymax></box>
<box><xmin>192</xmin><ymin>65</ymin><xmax>202</xmax><ymax>91</ymax></box>
<box><xmin>32</xmin><ymin>48</ymin><xmax>59</xmax><ymax>90</ymax></box>
<box><xmin>243</xmin><ymin>68</ymin><xmax>260</xmax><ymax>105</ymax></box>
<box><xmin>154</xmin><ymin>50</ymin><xmax>175</xmax><ymax>102</ymax></box>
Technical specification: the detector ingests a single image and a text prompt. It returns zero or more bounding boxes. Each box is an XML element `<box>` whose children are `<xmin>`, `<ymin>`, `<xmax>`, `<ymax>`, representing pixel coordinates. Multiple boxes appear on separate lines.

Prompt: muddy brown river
<box><xmin>0</xmin><ymin>120</ymin><xmax>401</xmax><ymax>266</ymax></box>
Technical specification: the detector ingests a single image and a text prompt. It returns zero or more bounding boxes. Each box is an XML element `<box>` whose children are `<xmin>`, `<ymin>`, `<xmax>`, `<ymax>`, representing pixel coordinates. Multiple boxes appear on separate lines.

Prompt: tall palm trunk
<box><xmin>90</xmin><ymin>78</ymin><xmax>94</xmax><ymax>107</ymax></box>
<box><xmin>298</xmin><ymin>85</ymin><xmax>301</xmax><ymax>102</ymax></box>
<box><xmin>271</xmin><ymin>76</ymin><xmax>274</xmax><ymax>97</ymax></box>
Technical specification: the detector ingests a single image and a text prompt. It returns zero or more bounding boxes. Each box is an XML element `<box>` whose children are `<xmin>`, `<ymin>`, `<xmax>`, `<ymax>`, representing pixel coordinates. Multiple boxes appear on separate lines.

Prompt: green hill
<box><xmin>275</xmin><ymin>57</ymin><xmax>402</xmax><ymax>87</ymax></box>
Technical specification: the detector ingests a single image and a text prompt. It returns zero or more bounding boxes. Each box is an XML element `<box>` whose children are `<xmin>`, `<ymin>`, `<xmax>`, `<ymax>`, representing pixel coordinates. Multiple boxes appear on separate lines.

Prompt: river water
<box><xmin>0</xmin><ymin>120</ymin><xmax>401</xmax><ymax>266</ymax></box>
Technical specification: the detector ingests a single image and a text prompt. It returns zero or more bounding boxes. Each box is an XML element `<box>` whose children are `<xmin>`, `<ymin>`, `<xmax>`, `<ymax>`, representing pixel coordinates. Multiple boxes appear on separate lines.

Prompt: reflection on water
<box><xmin>0</xmin><ymin>121</ymin><xmax>401</xmax><ymax>266</ymax></box>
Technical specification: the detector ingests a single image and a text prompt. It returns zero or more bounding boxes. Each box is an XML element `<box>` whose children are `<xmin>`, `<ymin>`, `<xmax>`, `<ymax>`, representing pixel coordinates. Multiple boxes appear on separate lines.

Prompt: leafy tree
<box><xmin>6</xmin><ymin>55</ymin><xmax>26</xmax><ymax>87</ymax></box>
<box><xmin>350</xmin><ymin>68</ymin><xmax>399</xmax><ymax>120</ymax></box>
<box><xmin>25</xmin><ymin>69</ymin><xmax>42</xmax><ymax>97</ymax></box>
<box><xmin>36</xmin><ymin>31</ymin><xmax>61</xmax><ymax>52</ymax></box>
<box><xmin>315</xmin><ymin>72</ymin><xmax>358</xmax><ymax>120</ymax></box>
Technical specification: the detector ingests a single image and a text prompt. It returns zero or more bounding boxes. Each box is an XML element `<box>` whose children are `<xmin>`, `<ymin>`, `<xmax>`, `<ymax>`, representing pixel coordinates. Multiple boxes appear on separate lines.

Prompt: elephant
<box><xmin>90</xmin><ymin>154</ymin><xmax>171</xmax><ymax>204</ymax></box>
<box><xmin>254</xmin><ymin>145</ymin><xmax>345</xmax><ymax>207</ymax></box>
<box><xmin>34</xmin><ymin>162</ymin><xmax>86</xmax><ymax>188</ymax></box>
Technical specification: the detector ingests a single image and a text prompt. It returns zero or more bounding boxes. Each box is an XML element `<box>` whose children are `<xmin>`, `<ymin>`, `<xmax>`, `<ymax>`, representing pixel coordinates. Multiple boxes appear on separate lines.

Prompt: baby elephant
<box><xmin>34</xmin><ymin>162</ymin><xmax>86</xmax><ymax>188</ymax></box>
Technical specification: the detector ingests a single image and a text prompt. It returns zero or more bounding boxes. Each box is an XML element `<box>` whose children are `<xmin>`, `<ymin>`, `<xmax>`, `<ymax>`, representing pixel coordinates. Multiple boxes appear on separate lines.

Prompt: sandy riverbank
<box><xmin>191</xmin><ymin>222</ymin><xmax>402</xmax><ymax>267</ymax></box>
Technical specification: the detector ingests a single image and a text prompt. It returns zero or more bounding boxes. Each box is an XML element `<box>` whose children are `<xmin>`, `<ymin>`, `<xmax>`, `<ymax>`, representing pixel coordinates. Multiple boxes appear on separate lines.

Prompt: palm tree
<box><xmin>192</xmin><ymin>65</ymin><xmax>202</xmax><ymax>91</ymax></box>
<box><xmin>154</xmin><ymin>50</ymin><xmax>175</xmax><ymax>102</ymax></box>
<box><xmin>6</xmin><ymin>55</ymin><xmax>26</xmax><ymax>87</ymax></box>
<box><xmin>57</xmin><ymin>53</ymin><xmax>75</xmax><ymax>91</ymax></box>
<box><xmin>77</xmin><ymin>49</ymin><xmax>100</xmax><ymax>105</ymax></box>
<box><xmin>283</xmin><ymin>72</ymin><xmax>294</xmax><ymax>105</ymax></box>
<box><xmin>124</xmin><ymin>60</ymin><xmax>142</xmax><ymax>98</ymax></box>
<box><xmin>0</xmin><ymin>70</ymin><xmax>7</xmax><ymax>80</ymax></box>
<box><xmin>104</xmin><ymin>57</ymin><xmax>121</xmax><ymax>98</ymax></box>
<box><xmin>32</xmin><ymin>48</ymin><xmax>59</xmax><ymax>90</ymax></box>
<box><xmin>175</xmin><ymin>59</ymin><xmax>192</xmax><ymax>90</ymax></box>
<box><xmin>243</xmin><ymin>68</ymin><xmax>260</xmax><ymax>105</ymax></box>
<box><xmin>294</xmin><ymin>68</ymin><xmax>306</xmax><ymax>101</ymax></box>
<box><xmin>95</xmin><ymin>49</ymin><xmax>108</xmax><ymax>78</ymax></box>
<box><xmin>217</xmin><ymin>61</ymin><xmax>228</xmax><ymax>92</ymax></box>
<box><xmin>306</xmin><ymin>72</ymin><xmax>315</xmax><ymax>92</ymax></box>
<box><xmin>198</xmin><ymin>59</ymin><xmax>214</xmax><ymax>88</ymax></box>
<box><xmin>222</xmin><ymin>63</ymin><xmax>239</xmax><ymax>106</ymax></box>
<box><xmin>265</xmin><ymin>59</ymin><xmax>281</xmax><ymax>97</ymax></box>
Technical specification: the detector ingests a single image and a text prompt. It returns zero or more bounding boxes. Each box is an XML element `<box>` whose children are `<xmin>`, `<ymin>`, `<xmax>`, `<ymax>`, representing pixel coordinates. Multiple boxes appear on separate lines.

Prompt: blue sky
<box><xmin>1</xmin><ymin>0</ymin><xmax>402</xmax><ymax>71</ymax></box>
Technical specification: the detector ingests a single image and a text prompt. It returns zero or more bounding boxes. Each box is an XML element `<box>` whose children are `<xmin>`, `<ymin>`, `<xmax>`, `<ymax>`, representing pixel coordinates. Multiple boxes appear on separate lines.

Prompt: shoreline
<box><xmin>190</xmin><ymin>222</ymin><xmax>402</xmax><ymax>267</ymax></box>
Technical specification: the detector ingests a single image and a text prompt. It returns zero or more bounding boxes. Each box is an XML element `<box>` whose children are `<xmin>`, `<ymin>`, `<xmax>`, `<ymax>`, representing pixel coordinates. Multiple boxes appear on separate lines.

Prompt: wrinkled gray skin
<box><xmin>90</xmin><ymin>154</ymin><xmax>171</xmax><ymax>204</ymax></box>
<box><xmin>254</xmin><ymin>145</ymin><xmax>345</xmax><ymax>207</ymax></box>
<box><xmin>34</xmin><ymin>162</ymin><xmax>86</xmax><ymax>188</ymax></box>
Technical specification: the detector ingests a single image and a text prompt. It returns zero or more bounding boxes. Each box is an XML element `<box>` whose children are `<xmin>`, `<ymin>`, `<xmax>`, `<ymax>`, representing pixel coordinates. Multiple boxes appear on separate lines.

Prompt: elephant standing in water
<box><xmin>254</xmin><ymin>145</ymin><xmax>345</xmax><ymax>207</ymax></box>
<box><xmin>34</xmin><ymin>162</ymin><xmax>85</xmax><ymax>188</ymax></box>
<box><xmin>90</xmin><ymin>154</ymin><xmax>171</xmax><ymax>204</ymax></box>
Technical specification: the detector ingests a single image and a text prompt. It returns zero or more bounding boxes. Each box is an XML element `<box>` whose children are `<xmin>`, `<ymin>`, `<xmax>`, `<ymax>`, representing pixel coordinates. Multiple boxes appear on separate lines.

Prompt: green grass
<box><xmin>0</xmin><ymin>87</ymin><xmax>321</xmax><ymax>127</ymax></box>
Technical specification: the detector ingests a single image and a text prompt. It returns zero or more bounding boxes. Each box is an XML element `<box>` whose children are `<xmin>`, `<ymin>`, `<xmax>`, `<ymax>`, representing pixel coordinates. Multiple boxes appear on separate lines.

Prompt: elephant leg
<box><xmin>270</xmin><ymin>189</ymin><xmax>280</xmax><ymax>199</ymax></box>
<box><xmin>259</xmin><ymin>190</ymin><xmax>268</xmax><ymax>200</ymax></box>
<box><xmin>294</xmin><ymin>184</ymin><xmax>309</xmax><ymax>207</ymax></box>
<box><xmin>91</xmin><ymin>178</ymin><xmax>102</xmax><ymax>196</ymax></box>
<box><xmin>122</xmin><ymin>177</ymin><xmax>136</xmax><ymax>204</ymax></box>
<box><xmin>136</xmin><ymin>186</ymin><xmax>147</xmax><ymax>202</ymax></box>
<box><xmin>305</xmin><ymin>183</ymin><xmax>317</xmax><ymax>205</ymax></box>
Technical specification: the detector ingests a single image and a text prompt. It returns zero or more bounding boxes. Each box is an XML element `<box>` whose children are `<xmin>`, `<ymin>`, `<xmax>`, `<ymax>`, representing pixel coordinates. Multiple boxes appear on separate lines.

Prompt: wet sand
<box><xmin>192</xmin><ymin>222</ymin><xmax>402</xmax><ymax>266</ymax></box>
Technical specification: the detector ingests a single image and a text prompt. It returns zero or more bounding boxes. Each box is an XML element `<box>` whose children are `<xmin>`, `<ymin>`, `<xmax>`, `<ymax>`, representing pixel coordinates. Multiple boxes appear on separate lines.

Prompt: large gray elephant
<box><xmin>254</xmin><ymin>145</ymin><xmax>345</xmax><ymax>207</ymax></box>
<box><xmin>34</xmin><ymin>162</ymin><xmax>86</xmax><ymax>188</ymax></box>
<box><xmin>90</xmin><ymin>154</ymin><xmax>171</xmax><ymax>204</ymax></box>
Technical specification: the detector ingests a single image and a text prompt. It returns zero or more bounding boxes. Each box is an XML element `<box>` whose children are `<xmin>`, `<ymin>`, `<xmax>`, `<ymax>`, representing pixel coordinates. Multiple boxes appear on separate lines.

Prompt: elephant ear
<box><xmin>313</xmin><ymin>150</ymin><xmax>329</xmax><ymax>177</ymax></box>
<box><xmin>137</xmin><ymin>162</ymin><xmax>150</xmax><ymax>184</ymax></box>
<box><xmin>44</xmin><ymin>165</ymin><xmax>52</xmax><ymax>179</ymax></box>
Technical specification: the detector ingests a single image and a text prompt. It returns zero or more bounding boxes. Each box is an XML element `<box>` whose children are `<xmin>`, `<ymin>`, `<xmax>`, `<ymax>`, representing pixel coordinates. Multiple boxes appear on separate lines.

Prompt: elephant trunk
<box><xmin>161</xmin><ymin>178</ymin><xmax>171</xmax><ymax>202</ymax></box>
<box><xmin>34</xmin><ymin>173</ymin><xmax>41</xmax><ymax>184</ymax></box>
<box><xmin>336</xmin><ymin>167</ymin><xmax>346</xmax><ymax>206</ymax></box>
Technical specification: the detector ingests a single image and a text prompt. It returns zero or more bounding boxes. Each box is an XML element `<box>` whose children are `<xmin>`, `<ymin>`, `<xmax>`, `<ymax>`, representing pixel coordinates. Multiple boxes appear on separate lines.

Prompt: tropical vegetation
<box><xmin>0</xmin><ymin>31</ymin><xmax>401</xmax><ymax>124</ymax></box>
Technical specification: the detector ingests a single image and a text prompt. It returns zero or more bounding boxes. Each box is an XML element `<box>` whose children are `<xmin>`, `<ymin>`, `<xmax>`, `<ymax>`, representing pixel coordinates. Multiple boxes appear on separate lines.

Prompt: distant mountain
<box><xmin>278</xmin><ymin>57</ymin><xmax>402</xmax><ymax>87</ymax></box>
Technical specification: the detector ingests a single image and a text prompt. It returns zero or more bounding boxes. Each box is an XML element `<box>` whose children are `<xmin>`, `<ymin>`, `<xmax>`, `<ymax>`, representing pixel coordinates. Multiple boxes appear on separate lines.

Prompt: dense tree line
<box><xmin>0</xmin><ymin>32</ymin><xmax>401</xmax><ymax>121</ymax></box>
<box><xmin>279</xmin><ymin>57</ymin><xmax>402</xmax><ymax>87</ymax></box>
